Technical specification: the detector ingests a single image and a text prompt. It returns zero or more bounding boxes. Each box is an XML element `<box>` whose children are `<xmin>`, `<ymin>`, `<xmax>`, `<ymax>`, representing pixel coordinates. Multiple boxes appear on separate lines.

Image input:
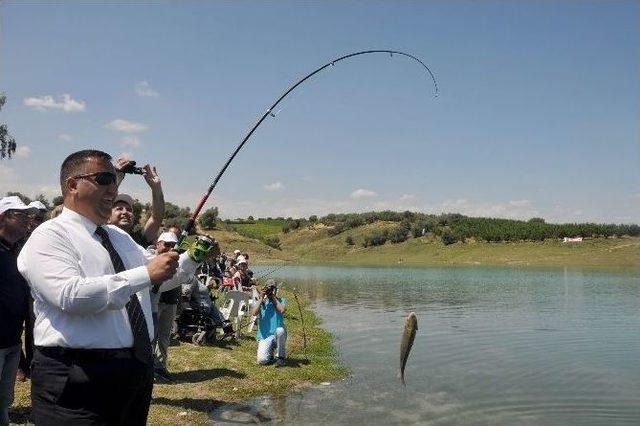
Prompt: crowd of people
<box><xmin>0</xmin><ymin>149</ymin><xmax>288</xmax><ymax>425</ymax></box>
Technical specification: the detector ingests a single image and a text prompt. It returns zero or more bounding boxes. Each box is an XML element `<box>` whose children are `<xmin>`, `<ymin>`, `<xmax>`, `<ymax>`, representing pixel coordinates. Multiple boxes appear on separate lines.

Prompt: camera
<box><xmin>264</xmin><ymin>283</ymin><xmax>277</xmax><ymax>297</ymax></box>
<box><xmin>119</xmin><ymin>160</ymin><xmax>145</xmax><ymax>175</ymax></box>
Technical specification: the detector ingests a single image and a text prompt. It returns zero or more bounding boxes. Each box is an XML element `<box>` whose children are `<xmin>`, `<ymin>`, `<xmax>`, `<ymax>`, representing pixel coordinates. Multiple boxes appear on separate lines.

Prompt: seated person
<box><xmin>250</xmin><ymin>279</ymin><xmax>287</xmax><ymax>367</ymax></box>
<box><xmin>221</xmin><ymin>266</ymin><xmax>237</xmax><ymax>290</ymax></box>
<box><xmin>233</xmin><ymin>256</ymin><xmax>255</xmax><ymax>291</ymax></box>
<box><xmin>183</xmin><ymin>272</ymin><xmax>233</xmax><ymax>338</ymax></box>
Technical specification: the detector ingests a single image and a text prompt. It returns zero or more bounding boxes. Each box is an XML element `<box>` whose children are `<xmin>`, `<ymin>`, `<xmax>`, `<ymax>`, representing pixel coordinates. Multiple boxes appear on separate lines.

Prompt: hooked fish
<box><xmin>399</xmin><ymin>312</ymin><xmax>418</xmax><ymax>386</ymax></box>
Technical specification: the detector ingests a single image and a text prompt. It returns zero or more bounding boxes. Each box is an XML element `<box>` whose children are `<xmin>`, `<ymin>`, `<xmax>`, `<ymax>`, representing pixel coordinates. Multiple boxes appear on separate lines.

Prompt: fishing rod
<box><xmin>177</xmin><ymin>50</ymin><xmax>438</xmax><ymax>242</ymax></box>
<box><xmin>291</xmin><ymin>288</ymin><xmax>308</xmax><ymax>361</ymax></box>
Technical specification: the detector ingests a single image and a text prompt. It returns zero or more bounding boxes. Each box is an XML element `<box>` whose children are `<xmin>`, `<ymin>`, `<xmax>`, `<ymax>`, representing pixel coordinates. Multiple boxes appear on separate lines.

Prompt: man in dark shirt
<box><xmin>0</xmin><ymin>196</ymin><xmax>32</xmax><ymax>426</ymax></box>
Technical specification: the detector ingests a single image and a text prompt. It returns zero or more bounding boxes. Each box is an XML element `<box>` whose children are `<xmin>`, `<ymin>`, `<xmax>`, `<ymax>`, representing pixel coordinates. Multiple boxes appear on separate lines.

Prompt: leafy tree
<box><xmin>198</xmin><ymin>207</ymin><xmax>219</xmax><ymax>229</ymax></box>
<box><xmin>0</xmin><ymin>94</ymin><xmax>17</xmax><ymax>160</ymax></box>
<box><xmin>163</xmin><ymin>202</ymin><xmax>192</xmax><ymax>232</ymax></box>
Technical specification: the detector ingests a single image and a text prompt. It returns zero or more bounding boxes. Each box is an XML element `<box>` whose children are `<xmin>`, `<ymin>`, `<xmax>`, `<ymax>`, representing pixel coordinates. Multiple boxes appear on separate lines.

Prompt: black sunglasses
<box><xmin>73</xmin><ymin>171</ymin><xmax>117</xmax><ymax>186</ymax></box>
<box><xmin>5</xmin><ymin>210</ymin><xmax>29</xmax><ymax>220</ymax></box>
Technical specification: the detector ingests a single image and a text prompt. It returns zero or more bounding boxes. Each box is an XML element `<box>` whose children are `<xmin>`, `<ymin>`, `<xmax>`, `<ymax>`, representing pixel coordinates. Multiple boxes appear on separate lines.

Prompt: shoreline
<box><xmin>10</xmin><ymin>290</ymin><xmax>347</xmax><ymax>426</ymax></box>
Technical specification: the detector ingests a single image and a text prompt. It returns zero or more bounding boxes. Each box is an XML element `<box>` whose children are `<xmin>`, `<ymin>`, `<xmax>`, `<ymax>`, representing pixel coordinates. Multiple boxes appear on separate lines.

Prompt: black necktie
<box><xmin>95</xmin><ymin>226</ymin><xmax>152</xmax><ymax>363</ymax></box>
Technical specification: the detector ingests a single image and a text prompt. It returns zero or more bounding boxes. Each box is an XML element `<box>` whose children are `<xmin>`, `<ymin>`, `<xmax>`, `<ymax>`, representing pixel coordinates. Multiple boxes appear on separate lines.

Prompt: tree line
<box><xmin>7</xmin><ymin>191</ymin><xmax>638</xmax><ymax>247</ymax></box>
<box><xmin>280</xmin><ymin>210</ymin><xmax>639</xmax><ymax>246</ymax></box>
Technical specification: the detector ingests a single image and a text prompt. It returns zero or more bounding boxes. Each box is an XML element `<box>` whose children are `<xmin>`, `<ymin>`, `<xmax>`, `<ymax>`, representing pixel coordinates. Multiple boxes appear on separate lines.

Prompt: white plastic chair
<box><xmin>219</xmin><ymin>290</ymin><xmax>252</xmax><ymax>338</ymax></box>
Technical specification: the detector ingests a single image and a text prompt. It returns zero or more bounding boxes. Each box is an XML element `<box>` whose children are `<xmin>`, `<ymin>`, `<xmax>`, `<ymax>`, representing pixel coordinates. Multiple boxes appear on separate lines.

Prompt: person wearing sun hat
<box><xmin>0</xmin><ymin>196</ymin><xmax>33</xmax><ymax>425</ymax></box>
<box><xmin>151</xmin><ymin>231</ymin><xmax>181</xmax><ymax>383</ymax></box>
<box><xmin>15</xmin><ymin>200</ymin><xmax>48</xmax><ymax>383</ymax></box>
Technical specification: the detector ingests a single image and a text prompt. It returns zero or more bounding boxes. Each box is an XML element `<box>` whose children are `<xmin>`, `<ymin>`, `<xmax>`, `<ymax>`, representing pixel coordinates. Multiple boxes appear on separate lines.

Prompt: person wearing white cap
<box><xmin>26</xmin><ymin>200</ymin><xmax>48</xmax><ymax>236</ymax></box>
<box><xmin>15</xmin><ymin>201</ymin><xmax>48</xmax><ymax>383</ymax></box>
<box><xmin>0</xmin><ymin>196</ymin><xmax>33</xmax><ymax>425</ymax></box>
<box><xmin>109</xmin><ymin>157</ymin><xmax>165</xmax><ymax>246</ymax></box>
<box><xmin>232</xmin><ymin>256</ymin><xmax>254</xmax><ymax>291</ymax></box>
<box><xmin>151</xmin><ymin>231</ymin><xmax>181</xmax><ymax>382</ymax></box>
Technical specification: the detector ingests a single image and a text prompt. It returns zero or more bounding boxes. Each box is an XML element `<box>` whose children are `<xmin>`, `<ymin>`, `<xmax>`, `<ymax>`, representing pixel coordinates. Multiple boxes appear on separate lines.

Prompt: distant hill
<box><xmin>201</xmin><ymin>213</ymin><xmax>640</xmax><ymax>268</ymax></box>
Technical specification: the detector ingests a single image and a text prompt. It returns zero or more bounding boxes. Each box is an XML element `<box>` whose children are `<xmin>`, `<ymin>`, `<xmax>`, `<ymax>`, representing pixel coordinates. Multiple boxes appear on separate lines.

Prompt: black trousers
<box><xmin>31</xmin><ymin>347</ymin><xmax>153</xmax><ymax>426</ymax></box>
<box><xmin>18</xmin><ymin>296</ymin><xmax>35</xmax><ymax>375</ymax></box>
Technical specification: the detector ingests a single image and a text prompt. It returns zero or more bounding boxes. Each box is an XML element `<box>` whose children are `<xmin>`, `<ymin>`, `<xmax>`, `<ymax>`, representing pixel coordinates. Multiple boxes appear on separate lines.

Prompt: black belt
<box><xmin>36</xmin><ymin>346</ymin><xmax>135</xmax><ymax>360</ymax></box>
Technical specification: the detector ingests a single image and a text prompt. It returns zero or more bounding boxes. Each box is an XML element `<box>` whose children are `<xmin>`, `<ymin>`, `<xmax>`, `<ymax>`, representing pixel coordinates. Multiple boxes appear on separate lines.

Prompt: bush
<box><xmin>363</xmin><ymin>231</ymin><xmax>388</xmax><ymax>247</ymax></box>
<box><xmin>441</xmin><ymin>230</ymin><xmax>459</xmax><ymax>245</ymax></box>
<box><xmin>345</xmin><ymin>236</ymin><xmax>354</xmax><ymax>246</ymax></box>
<box><xmin>263</xmin><ymin>236</ymin><xmax>281</xmax><ymax>250</ymax></box>
<box><xmin>388</xmin><ymin>226</ymin><xmax>409</xmax><ymax>243</ymax></box>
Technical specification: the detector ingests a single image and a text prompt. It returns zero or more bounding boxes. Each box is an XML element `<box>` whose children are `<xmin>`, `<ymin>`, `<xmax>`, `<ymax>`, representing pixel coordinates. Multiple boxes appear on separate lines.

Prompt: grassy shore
<box><xmin>10</xmin><ymin>290</ymin><xmax>346</xmax><ymax>425</ymax></box>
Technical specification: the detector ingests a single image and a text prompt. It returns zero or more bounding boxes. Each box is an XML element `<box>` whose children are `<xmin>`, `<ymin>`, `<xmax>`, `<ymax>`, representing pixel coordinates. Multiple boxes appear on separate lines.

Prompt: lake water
<box><xmin>211</xmin><ymin>266</ymin><xmax>640</xmax><ymax>425</ymax></box>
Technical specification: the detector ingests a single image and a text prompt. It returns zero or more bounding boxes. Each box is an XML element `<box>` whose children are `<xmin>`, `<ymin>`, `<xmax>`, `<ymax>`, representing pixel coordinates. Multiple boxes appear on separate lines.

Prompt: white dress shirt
<box><xmin>17</xmin><ymin>207</ymin><xmax>197</xmax><ymax>349</ymax></box>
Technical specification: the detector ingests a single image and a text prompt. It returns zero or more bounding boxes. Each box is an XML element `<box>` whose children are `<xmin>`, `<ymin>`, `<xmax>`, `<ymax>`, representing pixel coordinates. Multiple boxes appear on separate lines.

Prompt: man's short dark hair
<box><xmin>60</xmin><ymin>149</ymin><xmax>112</xmax><ymax>195</ymax></box>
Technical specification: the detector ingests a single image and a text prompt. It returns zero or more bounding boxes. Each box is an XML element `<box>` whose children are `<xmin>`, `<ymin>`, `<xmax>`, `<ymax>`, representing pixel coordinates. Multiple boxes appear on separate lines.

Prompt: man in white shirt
<box><xmin>17</xmin><ymin>150</ymin><xmax>195</xmax><ymax>425</ymax></box>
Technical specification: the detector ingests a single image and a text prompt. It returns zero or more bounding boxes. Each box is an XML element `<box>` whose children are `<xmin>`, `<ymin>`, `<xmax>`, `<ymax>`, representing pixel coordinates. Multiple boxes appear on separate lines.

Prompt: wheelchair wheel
<box><xmin>192</xmin><ymin>331</ymin><xmax>206</xmax><ymax>346</ymax></box>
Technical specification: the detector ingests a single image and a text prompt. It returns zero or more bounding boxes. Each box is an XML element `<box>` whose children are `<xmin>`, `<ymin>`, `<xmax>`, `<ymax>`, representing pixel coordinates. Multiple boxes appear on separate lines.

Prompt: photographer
<box><xmin>250</xmin><ymin>279</ymin><xmax>287</xmax><ymax>367</ymax></box>
<box><xmin>112</xmin><ymin>158</ymin><xmax>164</xmax><ymax>246</ymax></box>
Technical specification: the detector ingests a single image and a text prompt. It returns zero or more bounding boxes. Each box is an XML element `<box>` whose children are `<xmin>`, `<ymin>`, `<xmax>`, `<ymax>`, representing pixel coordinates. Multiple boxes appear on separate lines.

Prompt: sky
<box><xmin>1</xmin><ymin>1</ymin><xmax>638</xmax><ymax>223</ymax></box>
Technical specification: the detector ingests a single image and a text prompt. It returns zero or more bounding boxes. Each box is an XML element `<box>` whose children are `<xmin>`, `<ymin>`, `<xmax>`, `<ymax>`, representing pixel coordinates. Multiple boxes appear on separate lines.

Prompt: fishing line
<box><xmin>177</xmin><ymin>50</ymin><xmax>438</xmax><ymax>243</ymax></box>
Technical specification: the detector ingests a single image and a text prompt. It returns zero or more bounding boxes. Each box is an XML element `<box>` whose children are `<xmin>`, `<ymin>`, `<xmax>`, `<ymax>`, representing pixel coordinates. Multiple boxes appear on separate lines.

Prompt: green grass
<box><xmin>276</xmin><ymin>223</ymin><xmax>640</xmax><ymax>269</ymax></box>
<box><xmin>228</xmin><ymin>219</ymin><xmax>285</xmax><ymax>240</ymax></box>
<box><xmin>10</xmin><ymin>290</ymin><xmax>346</xmax><ymax>426</ymax></box>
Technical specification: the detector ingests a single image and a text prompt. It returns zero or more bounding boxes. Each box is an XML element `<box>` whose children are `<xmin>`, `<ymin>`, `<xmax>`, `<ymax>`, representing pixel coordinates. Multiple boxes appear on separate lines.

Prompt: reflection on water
<box><xmin>212</xmin><ymin>266</ymin><xmax>640</xmax><ymax>425</ymax></box>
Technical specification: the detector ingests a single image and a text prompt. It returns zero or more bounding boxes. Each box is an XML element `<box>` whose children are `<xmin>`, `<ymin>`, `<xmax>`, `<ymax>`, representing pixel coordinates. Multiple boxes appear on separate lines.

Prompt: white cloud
<box><xmin>263</xmin><ymin>181</ymin><xmax>284</xmax><ymax>192</ymax></box>
<box><xmin>58</xmin><ymin>134</ymin><xmax>72</xmax><ymax>142</ymax></box>
<box><xmin>400</xmin><ymin>193</ymin><xmax>416</xmax><ymax>201</ymax></box>
<box><xmin>23</xmin><ymin>94</ymin><xmax>86</xmax><ymax>112</ymax></box>
<box><xmin>134</xmin><ymin>81</ymin><xmax>159</xmax><ymax>98</ymax></box>
<box><xmin>105</xmin><ymin>119</ymin><xmax>148</xmax><ymax>134</ymax></box>
<box><xmin>508</xmin><ymin>199</ymin><xmax>531</xmax><ymax>208</ymax></box>
<box><xmin>15</xmin><ymin>146</ymin><xmax>31</xmax><ymax>158</ymax></box>
<box><xmin>121</xmin><ymin>136</ymin><xmax>141</xmax><ymax>148</ymax></box>
<box><xmin>0</xmin><ymin>165</ymin><xmax>61</xmax><ymax>200</ymax></box>
<box><xmin>351</xmin><ymin>188</ymin><xmax>377</xmax><ymax>199</ymax></box>
<box><xmin>118</xmin><ymin>152</ymin><xmax>133</xmax><ymax>161</ymax></box>
<box><xmin>0</xmin><ymin>166</ymin><xmax>18</xmax><ymax>190</ymax></box>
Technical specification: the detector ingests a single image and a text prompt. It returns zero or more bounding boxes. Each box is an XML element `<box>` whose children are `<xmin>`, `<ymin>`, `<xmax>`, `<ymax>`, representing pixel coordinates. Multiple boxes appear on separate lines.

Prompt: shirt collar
<box><xmin>59</xmin><ymin>207</ymin><xmax>101</xmax><ymax>235</ymax></box>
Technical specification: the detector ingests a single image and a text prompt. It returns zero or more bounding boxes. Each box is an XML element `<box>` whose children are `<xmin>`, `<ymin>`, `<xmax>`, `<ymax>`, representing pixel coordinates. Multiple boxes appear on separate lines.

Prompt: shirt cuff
<box><xmin>179</xmin><ymin>252</ymin><xmax>199</xmax><ymax>274</ymax></box>
<box><xmin>118</xmin><ymin>265</ymin><xmax>151</xmax><ymax>293</ymax></box>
